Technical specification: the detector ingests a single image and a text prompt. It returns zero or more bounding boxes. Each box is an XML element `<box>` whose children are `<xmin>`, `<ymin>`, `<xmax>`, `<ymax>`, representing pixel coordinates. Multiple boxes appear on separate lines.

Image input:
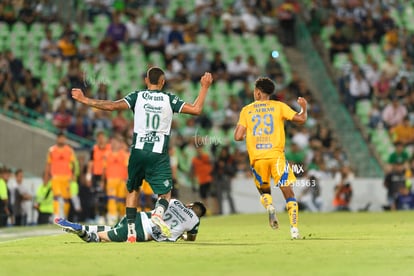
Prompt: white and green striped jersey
<box><xmin>149</xmin><ymin>199</ymin><xmax>200</xmax><ymax>242</ymax></box>
<box><xmin>123</xmin><ymin>90</ymin><xmax>185</xmax><ymax>154</ymax></box>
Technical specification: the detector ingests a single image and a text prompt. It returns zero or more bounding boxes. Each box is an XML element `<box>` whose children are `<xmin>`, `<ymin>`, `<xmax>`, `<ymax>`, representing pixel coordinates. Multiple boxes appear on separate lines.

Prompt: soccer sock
<box><xmin>286</xmin><ymin>198</ymin><xmax>298</xmax><ymax>228</ymax></box>
<box><xmin>153</xmin><ymin>198</ymin><xmax>169</xmax><ymax>217</ymax></box>
<box><xmin>81</xmin><ymin>232</ymin><xmax>100</xmax><ymax>243</ymax></box>
<box><xmin>107</xmin><ymin>198</ymin><xmax>117</xmax><ymax>217</ymax></box>
<box><xmin>117</xmin><ymin>200</ymin><xmax>126</xmax><ymax>216</ymax></box>
<box><xmin>260</xmin><ymin>194</ymin><xmax>273</xmax><ymax>209</ymax></box>
<box><xmin>126</xmin><ymin>207</ymin><xmax>137</xmax><ymax>236</ymax></box>
<box><xmin>63</xmin><ymin>198</ymin><xmax>71</xmax><ymax>218</ymax></box>
<box><xmin>84</xmin><ymin>225</ymin><xmax>112</xmax><ymax>233</ymax></box>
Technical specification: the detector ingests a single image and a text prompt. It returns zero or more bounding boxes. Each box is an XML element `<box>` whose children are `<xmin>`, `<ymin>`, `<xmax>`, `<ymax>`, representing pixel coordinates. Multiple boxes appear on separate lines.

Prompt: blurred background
<box><xmin>0</xmin><ymin>0</ymin><xmax>413</xmax><ymax>227</ymax></box>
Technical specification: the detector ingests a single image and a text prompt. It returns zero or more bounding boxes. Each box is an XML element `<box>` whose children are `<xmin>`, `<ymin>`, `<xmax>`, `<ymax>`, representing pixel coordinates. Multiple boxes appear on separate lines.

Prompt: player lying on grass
<box><xmin>54</xmin><ymin>199</ymin><xmax>206</xmax><ymax>242</ymax></box>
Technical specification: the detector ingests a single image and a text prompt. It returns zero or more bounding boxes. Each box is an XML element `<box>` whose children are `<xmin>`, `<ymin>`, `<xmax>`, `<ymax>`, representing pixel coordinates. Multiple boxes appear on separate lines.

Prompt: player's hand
<box><xmin>200</xmin><ymin>72</ymin><xmax>213</xmax><ymax>88</ymax></box>
<box><xmin>297</xmin><ymin>97</ymin><xmax>307</xmax><ymax>108</ymax></box>
<box><xmin>71</xmin><ymin>88</ymin><xmax>85</xmax><ymax>102</ymax></box>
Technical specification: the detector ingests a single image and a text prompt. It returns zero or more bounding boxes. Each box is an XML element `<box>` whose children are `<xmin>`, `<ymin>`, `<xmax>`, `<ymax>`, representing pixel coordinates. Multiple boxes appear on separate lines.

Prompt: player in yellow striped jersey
<box><xmin>234</xmin><ymin>77</ymin><xmax>307</xmax><ymax>239</ymax></box>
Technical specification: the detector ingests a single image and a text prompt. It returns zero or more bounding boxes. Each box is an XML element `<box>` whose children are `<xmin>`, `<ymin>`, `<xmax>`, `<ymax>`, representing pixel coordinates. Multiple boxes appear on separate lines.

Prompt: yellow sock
<box><xmin>53</xmin><ymin>200</ymin><xmax>60</xmax><ymax>216</ymax></box>
<box><xmin>286</xmin><ymin>199</ymin><xmax>298</xmax><ymax>228</ymax></box>
<box><xmin>63</xmin><ymin>200</ymin><xmax>71</xmax><ymax>218</ymax></box>
<box><xmin>117</xmin><ymin>201</ymin><xmax>126</xmax><ymax>216</ymax></box>
<box><xmin>107</xmin><ymin>199</ymin><xmax>117</xmax><ymax>217</ymax></box>
<box><xmin>260</xmin><ymin>194</ymin><xmax>273</xmax><ymax>209</ymax></box>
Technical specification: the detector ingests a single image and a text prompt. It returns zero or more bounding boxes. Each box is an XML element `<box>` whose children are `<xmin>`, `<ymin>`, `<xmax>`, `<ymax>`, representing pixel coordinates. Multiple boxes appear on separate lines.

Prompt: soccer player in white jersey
<box><xmin>71</xmin><ymin>67</ymin><xmax>213</xmax><ymax>242</ymax></box>
<box><xmin>54</xmin><ymin>199</ymin><xmax>206</xmax><ymax>242</ymax></box>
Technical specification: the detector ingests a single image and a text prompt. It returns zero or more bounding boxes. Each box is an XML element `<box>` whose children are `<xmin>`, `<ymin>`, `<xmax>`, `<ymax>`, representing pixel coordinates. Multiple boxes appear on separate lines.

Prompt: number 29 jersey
<box><xmin>237</xmin><ymin>100</ymin><xmax>297</xmax><ymax>162</ymax></box>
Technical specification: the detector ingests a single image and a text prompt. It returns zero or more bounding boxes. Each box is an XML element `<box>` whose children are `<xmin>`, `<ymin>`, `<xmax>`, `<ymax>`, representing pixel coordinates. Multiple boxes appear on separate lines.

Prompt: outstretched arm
<box><xmin>180</xmin><ymin>72</ymin><xmax>213</xmax><ymax>115</ymax></box>
<box><xmin>72</xmin><ymin>88</ymin><xmax>129</xmax><ymax>111</ymax></box>
<box><xmin>291</xmin><ymin>97</ymin><xmax>307</xmax><ymax>124</ymax></box>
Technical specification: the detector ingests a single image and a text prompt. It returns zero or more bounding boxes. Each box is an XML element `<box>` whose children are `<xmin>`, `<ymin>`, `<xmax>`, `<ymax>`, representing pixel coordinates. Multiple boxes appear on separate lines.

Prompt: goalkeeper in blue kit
<box><xmin>55</xmin><ymin>199</ymin><xmax>206</xmax><ymax>242</ymax></box>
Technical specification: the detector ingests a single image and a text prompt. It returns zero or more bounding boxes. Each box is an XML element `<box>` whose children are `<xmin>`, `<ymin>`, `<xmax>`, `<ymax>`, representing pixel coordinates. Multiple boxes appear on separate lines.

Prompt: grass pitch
<box><xmin>1</xmin><ymin>211</ymin><xmax>413</xmax><ymax>276</ymax></box>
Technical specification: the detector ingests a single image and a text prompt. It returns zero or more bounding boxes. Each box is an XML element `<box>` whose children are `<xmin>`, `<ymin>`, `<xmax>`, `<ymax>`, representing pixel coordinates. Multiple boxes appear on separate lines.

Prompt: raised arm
<box><xmin>291</xmin><ymin>97</ymin><xmax>308</xmax><ymax>125</ymax></box>
<box><xmin>180</xmin><ymin>72</ymin><xmax>213</xmax><ymax>115</ymax></box>
<box><xmin>71</xmin><ymin>88</ymin><xmax>129</xmax><ymax>111</ymax></box>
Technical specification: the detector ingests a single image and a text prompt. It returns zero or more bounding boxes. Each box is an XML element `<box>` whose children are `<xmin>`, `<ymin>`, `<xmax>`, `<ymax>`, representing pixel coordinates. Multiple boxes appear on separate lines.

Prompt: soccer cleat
<box><xmin>267</xmin><ymin>205</ymin><xmax>279</xmax><ymax>230</ymax></box>
<box><xmin>54</xmin><ymin>217</ymin><xmax>82</xmax><ymax>234</ymax></box>
<box><xmin>151</xmin><ymin>214</ymin><xmax>171</xmax><ymax>238</ymax></box>
<box><xmin>290</xmin><ymin>227</ymin><xmax>300</xmax><ymax>239</ymax></box>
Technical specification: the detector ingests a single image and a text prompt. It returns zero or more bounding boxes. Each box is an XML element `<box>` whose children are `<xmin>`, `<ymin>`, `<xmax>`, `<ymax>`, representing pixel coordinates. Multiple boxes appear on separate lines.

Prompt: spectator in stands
<box><xmin>286</xmin><ymin>142</ymin><xmax>306</xmax><ymax>166</ymax></box>
<box><xmin>125</xmin><ymin>14</ymin><xmax>142</xmax><ymax>44</ymax></box>
<box><xmin>381</xmin><ymin>55</ymin><xmax>399</xmax><ymax>81</ymax></box>
<box><xmin>165</xmin><ymin>37</ymin><xmax>185</xmax><ymax>63</ymax></box>
<box><xmin>5</xmin><ymin>50</ymin><xmax>24</xmax><ymax>82</ymax></box>
<box><xmin>394</xmin><ymin>76</ymin><xmax>411</xmax><ymax>100</ymax></box>
<box><xmin>329</xmin><ymin>27</ymin><xmax>349</xmax><ymax>62</ymax></box>
<box><xmin>106</xmin><ymin>12</ymin><xmax>128</xmax><ymax>43</ymax></box>
<box><xmin>332</xmin><ymin>165</ymin><xmax>354</xmax><ymax>211</ymax></box>
<box><xmin>172</xmin><ymin>6</ymin><xmax>189</xmax><ymax>27</ymax></box>
<box><xmin>40</xmin><ymin>28</ymin><xmax>60</xmax><ymax>64</ymax></box>
<box><xmin>264</xmin><ymin>52</ymin><xmax>284</xmax><ymax>79</ymax></box>
<box><xmin>78</xmin><ymin>35</ymin><xmax>95</xmax><ymax>60</ymax></box>
<box><xmin>382</xmin><ymin>96</ymin><xmax>408</xmax><ymax>128</ymax></box>
<box><xmin>246</xmin><ymin>55</ymin><xmax>260</xmax><ymax>82</ymax></box>
<box><xmin>347</xmin><ymin>69</ymin><xmax>371</xmax><ymax>112</ymax></box>
<box><xmin>362</xmin><ymin>57</ymin><xmax>381</xmax><ymax>87</ymax></box>
<box><xmin>188</xmin><ymin>4</ymin><xmax>213</xmax><ymax>36</ymax></box>
<box><xmin>35</xmin><ymin>0</ymin><xmax>58</xmax><ymax>23</ymax></box>
<box><xmin>167</xmin><ymin>20</ymin><xmax>185</xmax><ymax>45</ymax></box>
<box><xmin>85</xmin><ymin>0</ymin><xmax>112</xmax><ymax>22</ymax></box>
<box><xmin>187</xmin><ymin>52</ymin><xmax>210</xmax><ymax>85</ymax></box>
<box><xmin>276</xmin><ymin>0</ymin><xmax>300</xmax><ymax>46</ymax></box>
<box><xmin>61</xmin><ymin>23</ymin><xmax>78</xmax><ymax>43</ymax></box>
<box><xmin>58</xmin><ymin>33</ymin><xmax>77</xmax><ymax>60</ymax></box>
<box><xmin>68</xmin><ymin>114</ymin><xmax>90</xmax><ymax>138</ymax></box>
<box><xmin>53</xmin><ymin>100</ymin><xmax>72</xmax><ymax>130</ymax></box>
<box><xmin>238</xmin><ymin>80</ymin><xmax>254</xmax><ymax>106</ymax></box>
<box><xmin>240</xmin><ymin>6</ymin><xmax>262</xmax><ymax>36</ymax></box>
<box><xmin>18</xmin><ymin>1</ymin><xmax>36</xmax><ymax>27</ymax></box>
<box><xmin>1</xmin><ymin>0</ymin><xmax>17</xmax><ymax>27</ymax></box>
<box><xmin>171</xmin><ymin>52</ymin><xmax>188</xmax><ymax>79</ymax></box>
<box><xmin>221</xmin><ymin>6</ymin><xmax>241</xmax><ymax>35</ymax></box>
<box><xmin>373</xmin><ymin>72</ymin><xmax>391</xmax><ymax>101</ymax></box>
<box><xmin>112</xmin><ymin>110</ymin><xmax>129</xmax><ymax>136</ymax></box>
<box><xmin>390</xmin><ymin>117</ymin><xmax>414</xmax><ymax>145</ymax></box>
<box><xmin>227</xmin><ymin>55</ymin><xmax>248</xmax><ymax>83</ymax></box>
<box><xmin>388</xmin><ymin>142</ymin><xmax>410</xmax><ymax>165</ymax></box>
<box><xmin>25</xmin><ymin>88</ymin><xmax>41</xmax><ymax>114</ymax></box>
<box><xmin>210</xmin><ymin>50</ymin><xmax>228</xmax><ymax>81</ymax></box>
<box><xmin>384</xmin><ymin>161</ymin><xmax>406</xmax><ymax>210</ymax></box>
<box><xmin>52</xmin><ymin>86</ymin><xmax>73</xmax><ymax>113</ymax></box>
<box><xmin>368</xmin><ymin>100</ymin><xmax>382</xmax><ymax>128</ymax></box>
<box><xmin>98</xmin><ymin>35</ymin><xmax>120</xmax><ymax>64</ymax></box>
<box><xmin>141</xmin><ymin>16</ymin><xmax>165</xmax><ymax>61</ymax></box>
<box><xmin>92</xmin><ymin>109</ymin><xmax>112</xmax><ymax>132</ymax></box>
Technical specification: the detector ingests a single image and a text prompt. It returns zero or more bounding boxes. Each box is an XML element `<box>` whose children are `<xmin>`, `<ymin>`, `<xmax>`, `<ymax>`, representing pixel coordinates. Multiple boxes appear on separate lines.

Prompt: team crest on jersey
<box><xmin>163</xmin><ymin>180</ymin><xmax>170</xmax><ymax>187</ymax></box>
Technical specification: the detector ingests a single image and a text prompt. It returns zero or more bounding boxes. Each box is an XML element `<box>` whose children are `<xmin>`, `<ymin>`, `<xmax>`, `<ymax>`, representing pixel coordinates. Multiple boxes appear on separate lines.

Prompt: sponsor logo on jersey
<box><xmin>139</xmin><ymin>132</ymin><xmax>160</xmax><ymax>143</ymax></box>
<box><xmin>142</xmin><ymin>92</ymin><xmax>164</xmax><ymax>101</ymax></box>
<box><xmin>144</xmin><ymin>103</ymin><xmax>162</xmax><ymax>113</ymax></box>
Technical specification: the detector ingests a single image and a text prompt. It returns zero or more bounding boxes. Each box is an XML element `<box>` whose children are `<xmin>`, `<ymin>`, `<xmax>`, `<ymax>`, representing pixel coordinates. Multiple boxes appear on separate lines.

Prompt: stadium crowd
<box><xmin>2</xmin><ymin>0</ymin><xmax>414</xmax><ymax>227</ymax></box>
<box><xmin>305</xmin><ymin>0</ymin><xmax>414</xmax><ymax>209</ymax></box>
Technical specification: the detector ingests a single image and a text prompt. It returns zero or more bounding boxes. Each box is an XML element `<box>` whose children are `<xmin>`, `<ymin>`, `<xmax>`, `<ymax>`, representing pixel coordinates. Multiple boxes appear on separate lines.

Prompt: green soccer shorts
<box><xmin>126</xmin><ymin>149</ymin><xmax>173</xmax><ymax>195</ymax></box>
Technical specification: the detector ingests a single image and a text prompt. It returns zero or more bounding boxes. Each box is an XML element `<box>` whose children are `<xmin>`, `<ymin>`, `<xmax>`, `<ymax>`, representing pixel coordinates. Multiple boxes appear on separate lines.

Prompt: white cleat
<box><xmin>267</xmin><ymin>205</ymin><xmax>279</xmax><ymax>230</ymax></box>
<box><xmin>290</xmin><ymin>227</ymin><xmax>300</xmax><ymax>239</ymax></box>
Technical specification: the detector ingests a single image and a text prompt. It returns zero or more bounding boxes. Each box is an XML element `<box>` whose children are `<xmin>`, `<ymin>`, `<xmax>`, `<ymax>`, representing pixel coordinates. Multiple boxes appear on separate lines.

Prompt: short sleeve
<box><xmin>123</xmin><ymin>91</ymin><xmax>138</xmax><ymax>109</ymax></box>
<box><xmin>169</xmin><ymin>93</ymin><xmax>185</xmax><ymax>113</ymax></box>
<box><xmin>280</xmin><ymin>102</ymin><xmax>297</xmax><ymax>121</ymax></box>
<box><xmin>237</xmin><ymin>107</ymin><xmax>247</xmax><ymax>127</ymax></box>
<box><xmin>188</xmin><ymin>222</ymin><xmax>200</xmax><ymax>235</ymax></box>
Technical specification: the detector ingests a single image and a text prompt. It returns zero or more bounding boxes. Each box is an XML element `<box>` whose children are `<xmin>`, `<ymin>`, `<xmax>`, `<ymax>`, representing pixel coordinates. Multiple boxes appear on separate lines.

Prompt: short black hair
<box><xmin>147</xmin><ymin>67</ymin><xmax>165</xmax><ymax>85</ymax></box>
<box><xmin>192</xmin><ymin>201</ymin><xmax>207</xmax><ymax>218</ymax></box>
<box><xmin>255</xmin><ymin>77</ymin><xmax>275</xmax><ymax>95</ymax></box>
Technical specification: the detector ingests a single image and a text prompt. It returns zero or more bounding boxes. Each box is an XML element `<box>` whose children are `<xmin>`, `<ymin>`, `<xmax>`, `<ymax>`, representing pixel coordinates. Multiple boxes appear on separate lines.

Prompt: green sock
<box><xmin>126</xmin><ymin>207</ymin><xmax>137</xmax><ymax>224</ymax></box>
